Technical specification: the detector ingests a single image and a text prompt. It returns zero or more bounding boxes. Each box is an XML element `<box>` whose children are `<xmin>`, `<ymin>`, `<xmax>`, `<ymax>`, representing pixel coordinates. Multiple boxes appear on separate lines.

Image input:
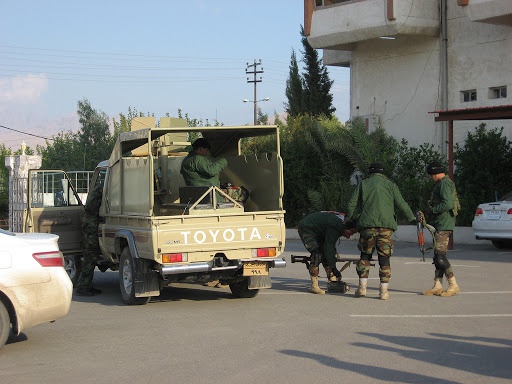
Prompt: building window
<box><xmin>489</xmin><ymin>86</ymin><xmax>507</xmax><ymax>99</ymax></box>
<box><xmin>461</xmin><ymin>90</ymin><xmax>477</xmax><ymax>102</ymax></box>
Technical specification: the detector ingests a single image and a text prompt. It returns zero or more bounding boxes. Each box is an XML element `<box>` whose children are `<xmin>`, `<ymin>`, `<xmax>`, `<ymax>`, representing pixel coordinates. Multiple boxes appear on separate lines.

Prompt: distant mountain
<box><xmin>2</xmin><ymin>113</ymin><xmax>80</xmax><ymax>150</ymax></box>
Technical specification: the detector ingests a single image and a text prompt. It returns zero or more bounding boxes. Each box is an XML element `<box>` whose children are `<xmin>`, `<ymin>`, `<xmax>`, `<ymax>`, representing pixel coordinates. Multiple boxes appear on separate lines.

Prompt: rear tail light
<box><xmin>253</xmin><ymin>247</ymin><xmax>277</xmax><ymax>257</ymax></box>
<box><xmin>162</xmin><ymin>253</ymin><xmax>188</xmax><ymax>263</ymax></box>
<box><xmin>474</xmin><ymin>208</ymin><xmax>483</xmax><ymax>216</ymax></box>
<box><xmin>508</xmin><ymin>208</ymin><xmax>512</xmax><ymax>215</ymax></box>
<box><xmin>33</xmin><ymin>251</ymin><xmax>64</xmax><ymax>267</ymax></box>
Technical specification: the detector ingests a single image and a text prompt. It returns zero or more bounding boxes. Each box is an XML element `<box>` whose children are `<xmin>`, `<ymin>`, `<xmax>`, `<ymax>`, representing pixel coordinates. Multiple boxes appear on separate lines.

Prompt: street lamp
<box><xmin>243</xmin><ymin>97</ymin><xmax>270</xmax><ymax>125</ymax></box>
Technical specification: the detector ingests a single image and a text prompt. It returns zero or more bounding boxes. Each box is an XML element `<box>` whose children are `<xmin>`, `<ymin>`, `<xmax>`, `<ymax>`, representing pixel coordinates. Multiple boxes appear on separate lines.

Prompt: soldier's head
<box><xmin>368</xmin><ymin>162</ymin><xmax>385</xmax><ymax>175</ymax></box>
<box><xmin>426</xmin><ymin>161</ymin><xmax>445</xmax><ymax>181</ymax></box>
<box><xmin>192</xmin><ymin>138</ymin><xmax>211</xmax><ymax>156</ymax></box>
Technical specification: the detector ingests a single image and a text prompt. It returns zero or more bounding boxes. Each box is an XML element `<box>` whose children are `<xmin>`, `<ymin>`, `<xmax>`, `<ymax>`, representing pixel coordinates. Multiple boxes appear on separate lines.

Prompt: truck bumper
<box><xmin>158</xmin><ymin>257</ymin><xmax>286</xmax><ymax>276</ymax></box>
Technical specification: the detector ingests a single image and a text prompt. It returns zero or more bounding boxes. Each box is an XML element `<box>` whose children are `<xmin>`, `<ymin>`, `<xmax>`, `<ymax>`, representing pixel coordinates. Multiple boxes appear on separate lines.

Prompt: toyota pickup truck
<box><xmin>23</xmin><ymin>118</ymin><xmax>286</xmax><ymax>305</ymax></box>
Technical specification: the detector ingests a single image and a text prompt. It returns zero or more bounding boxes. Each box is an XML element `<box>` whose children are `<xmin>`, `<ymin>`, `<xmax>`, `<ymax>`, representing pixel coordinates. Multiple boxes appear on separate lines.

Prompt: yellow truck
<box><xmin>23</xmin><ymin>119</ymin><xmax>286</xmax><ymax>305</ymax></box>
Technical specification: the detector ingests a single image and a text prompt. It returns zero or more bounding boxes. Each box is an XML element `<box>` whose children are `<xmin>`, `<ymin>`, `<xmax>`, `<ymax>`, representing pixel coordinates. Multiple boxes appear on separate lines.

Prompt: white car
<box><xmin>472</xmin><ymin>191</ymin><xmax>512</xmax><ymax>249</ymax></box>
<box><xmin>0</xmin><ymin>229</ymin><xmax>73</xmax><ymax>349</ymax></box>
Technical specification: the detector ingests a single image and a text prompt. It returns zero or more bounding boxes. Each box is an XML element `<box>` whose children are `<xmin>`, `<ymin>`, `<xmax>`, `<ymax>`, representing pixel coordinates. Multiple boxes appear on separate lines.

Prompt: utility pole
<box><xmin>245</xmin><ymin>59</ymin><xmax>263</xmax><ymax>125</ymax></box>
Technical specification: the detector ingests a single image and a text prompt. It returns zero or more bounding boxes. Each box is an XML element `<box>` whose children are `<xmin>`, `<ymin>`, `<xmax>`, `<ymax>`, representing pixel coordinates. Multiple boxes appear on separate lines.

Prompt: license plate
<box><xmin>243</xmin><ymin>261</ymin><xmax>269</xmax><ymax>276</ymax></box>
<box><xmin>487</xmin><ymin>212</ymin><xmax>501</xmax><ymax>220</ymax></box>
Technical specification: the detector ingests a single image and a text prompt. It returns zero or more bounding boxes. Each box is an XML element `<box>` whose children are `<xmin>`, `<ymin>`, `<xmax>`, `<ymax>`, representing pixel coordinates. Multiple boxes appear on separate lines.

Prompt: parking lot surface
<box><xmin>1</xmin><ymin>238</ymin><xmax>511</xmax><ymax>384</ymax></box>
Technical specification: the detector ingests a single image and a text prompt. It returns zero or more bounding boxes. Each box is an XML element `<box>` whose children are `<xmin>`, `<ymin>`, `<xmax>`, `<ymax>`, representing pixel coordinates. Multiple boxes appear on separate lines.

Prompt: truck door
<box><xmin>25</xmin><ymin>170</ymin><xmax>85</xmax><ymax>256</ymax></box>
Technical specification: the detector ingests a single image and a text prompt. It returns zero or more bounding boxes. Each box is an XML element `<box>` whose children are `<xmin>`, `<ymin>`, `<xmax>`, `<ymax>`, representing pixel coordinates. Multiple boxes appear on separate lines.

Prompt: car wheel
<box><xmin>64</xmin><ymin>255</ymin><xmax>81</xmax><ymax>287</ymax></box>
<box><xmin>229</xmin><ymin>278</ymin><xmax>259</xmax><ymax>298</ymax></box>
<box><xmin>0</xmin><ymin>301</ymin><xmax>11</xmax><ymax>349</ymax></box>
<box><xmin>119</xmin><ymin>248</ymin><xmax>150</xmax><ymax>306</ymax></box>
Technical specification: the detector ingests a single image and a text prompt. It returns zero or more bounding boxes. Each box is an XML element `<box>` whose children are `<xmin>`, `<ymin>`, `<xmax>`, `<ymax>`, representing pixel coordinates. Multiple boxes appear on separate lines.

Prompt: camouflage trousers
<box><xmin>297</xmin><ymin>226</ymin><xmax>335</xmax><ymax>278</ymax></box>
<box><xmin>433</xmin><ymin>230</ymin><xmax>454</xmax><ymax>279</ymax></box>
<box><xmin>76</xmin><ymin>218</ymin><xmax>101</xmax><ymax>289</ymax></box>
<box><xmin>356</xmin><ymin>227</ymin><xmax>394</xmax><ymax>283</ymax></box>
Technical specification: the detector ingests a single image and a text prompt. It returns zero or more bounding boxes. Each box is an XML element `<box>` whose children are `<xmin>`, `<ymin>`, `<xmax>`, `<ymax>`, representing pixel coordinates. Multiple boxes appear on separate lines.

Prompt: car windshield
<box><xmin>501</xmin><ymin>191</ymin><xmax>512</xmax><ymax>201</ymax></box>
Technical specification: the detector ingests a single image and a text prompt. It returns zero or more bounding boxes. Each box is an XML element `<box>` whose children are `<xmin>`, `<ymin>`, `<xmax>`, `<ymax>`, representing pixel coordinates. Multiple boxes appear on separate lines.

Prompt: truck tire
<box><xmin>64</xmin><ymin>254</ymin><xmax>81</xmax><ymax>287</ymax></box>
<box><xmin>0</xmin><ymin>301</ymin><xmax>11</xmax><ymax>349</ymax></box>
<box><xmin>119</xmin><ymin>247</ymin><xmax>150</xmax><ymax>306</ymax></box>
<box><xmin>229</xmin><ymin>278</ymin><xmax>259</xmax><ymax>298</ymax></box>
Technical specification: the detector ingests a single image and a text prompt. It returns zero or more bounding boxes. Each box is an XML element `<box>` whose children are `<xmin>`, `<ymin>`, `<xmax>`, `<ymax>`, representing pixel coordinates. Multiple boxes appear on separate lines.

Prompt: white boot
<box><xmin>423</xmin><ymin>278</ymin><xmax>443</xmax><ymax>296</ymax></box>
<box><xmin>379</xmin><ymin>283</ymin><xmax>389</xmax><ymax>300</ymax></box>
<box><xmin>355</xmin><ymin>278</ymin><xmax>368</xmax><ymax>297</ymax></box>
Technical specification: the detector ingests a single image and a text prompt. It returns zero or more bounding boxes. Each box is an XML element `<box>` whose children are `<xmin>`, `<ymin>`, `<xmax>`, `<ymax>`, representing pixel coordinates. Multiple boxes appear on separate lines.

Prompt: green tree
<box><xmin>454</xmin><ymin>123</ymin><xmax>512</xmax><ymax>225</ymax></box>
<box><xmin>284</xmin><ymin>50</ymin><xmax>304</xmax><ymax>117</ymax></box>
<box><xmin>300</xmin><ymin>26</ymin><xmax>335</xmax><ymax>117</ymax></box>
<box><xmin>77</xmin><ymin>99</ymin><xmax>114</xmax><ymax>170</ymax></box>
<box><xmin>38</xmin><ymin>131</ymin><xmax>82</xmax><ymax>170</ymax></box>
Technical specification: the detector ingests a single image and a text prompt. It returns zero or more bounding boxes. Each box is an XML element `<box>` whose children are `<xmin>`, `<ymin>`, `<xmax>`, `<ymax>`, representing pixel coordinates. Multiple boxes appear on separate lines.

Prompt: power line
<box><xmin>0</xmin><ymin>124</ymin><xmax>54</xmax><ymax>141</ymax></box>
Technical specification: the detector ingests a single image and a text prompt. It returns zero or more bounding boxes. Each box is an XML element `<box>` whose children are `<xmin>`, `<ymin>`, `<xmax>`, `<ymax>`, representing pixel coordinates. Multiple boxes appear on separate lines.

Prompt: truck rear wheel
<box><xmin>229</xmin><ymin>278</ymin><xmax>259</xmax><ymax>298</ymax></box>
<box><xmin>64</xmin><ymin>254</ymin><xmax>81</xmax><ymax>287</ymax></box>
<box><xmin>119</xmin><ymin>248</ymin><xmax>150</xmax><ymax>305</ymax></box>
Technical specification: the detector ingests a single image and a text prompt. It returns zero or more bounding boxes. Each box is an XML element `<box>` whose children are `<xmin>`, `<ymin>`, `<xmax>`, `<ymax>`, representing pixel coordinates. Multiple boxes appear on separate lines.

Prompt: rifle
<box><xmin>290</xmin><ymin>255</ymin><xmax>369</xmax><ymax>274</ymax></box>
<box><xmin>416</xmin><ymin>210</ymin><xmax>436</xmax><ymax>262</ymax></box>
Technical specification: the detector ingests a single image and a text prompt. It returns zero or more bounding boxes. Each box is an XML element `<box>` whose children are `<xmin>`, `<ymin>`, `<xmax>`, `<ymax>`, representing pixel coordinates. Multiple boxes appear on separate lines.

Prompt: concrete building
<box><xmin>304</xmin><ymin>0</ymin><xmax>512</xmax><ymax>155</ymax></box>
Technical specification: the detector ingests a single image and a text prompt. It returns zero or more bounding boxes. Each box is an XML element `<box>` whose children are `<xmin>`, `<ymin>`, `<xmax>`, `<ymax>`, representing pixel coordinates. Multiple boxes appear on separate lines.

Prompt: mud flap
<box><xmin>248</xmin><ymin>275</ymin><xmax>272</xmax><ymax>289</ymax></box>
<box><xmin>134</xmin><ymin>259</ymin><xmax>160</xmax><ymax>297</ymax></box>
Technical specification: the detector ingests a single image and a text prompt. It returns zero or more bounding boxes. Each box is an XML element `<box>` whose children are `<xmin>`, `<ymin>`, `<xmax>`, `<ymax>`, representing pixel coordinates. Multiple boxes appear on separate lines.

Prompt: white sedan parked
<box><xmin>0</xmin><ymin>229</ymin><xmax>73</xmax><ymax>349</ymax></box>
<box><xmin>472</xmin><ymin>191</ymin><xmax>512</xmax><ymax>249</ymax></box>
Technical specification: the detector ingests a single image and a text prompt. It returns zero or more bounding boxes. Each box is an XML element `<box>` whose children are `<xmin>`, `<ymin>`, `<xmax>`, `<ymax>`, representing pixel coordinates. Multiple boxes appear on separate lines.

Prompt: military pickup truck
<box><xmin>23</xmin><ymin>118</ymin><xmax>286</xmax><ymax>305</ymax></box>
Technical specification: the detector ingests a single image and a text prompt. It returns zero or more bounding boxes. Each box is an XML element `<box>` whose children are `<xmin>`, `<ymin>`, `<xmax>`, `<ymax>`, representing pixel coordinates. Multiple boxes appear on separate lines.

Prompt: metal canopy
<box><xmin>432</xmin><ymin>105</ymin><xmax>512</xmax><ymax>121</ymax></box>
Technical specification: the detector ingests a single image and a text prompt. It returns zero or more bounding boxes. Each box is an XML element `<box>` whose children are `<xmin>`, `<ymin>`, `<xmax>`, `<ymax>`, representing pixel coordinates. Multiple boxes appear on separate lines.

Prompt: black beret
<box><xmin>426</xmin><ymin>161</ymin><xmax>445</xmax><ymax>175</ymax></box>
<box><xmin>368</xmin><ymin>162</ymin><xmax>385</xmax><ymax>174</ymax></box>
<box><xmin>192</xmin><ymin>138</ymin><xmax>211</xmax><ymax>149</ymax></box>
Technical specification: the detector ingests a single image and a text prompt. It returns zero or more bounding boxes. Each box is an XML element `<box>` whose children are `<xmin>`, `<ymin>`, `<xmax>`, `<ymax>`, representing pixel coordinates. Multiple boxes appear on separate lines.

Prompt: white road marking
<box><xmin>350</xmin><ymin>314</ymin><xmax>512</xmax><ymax>318</ymax></box>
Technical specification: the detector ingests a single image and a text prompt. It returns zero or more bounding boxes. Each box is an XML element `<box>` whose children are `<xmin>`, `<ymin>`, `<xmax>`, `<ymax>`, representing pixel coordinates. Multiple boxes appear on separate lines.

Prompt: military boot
<box><xmin>423</xmin><ymin>278</ymin><xmax>443</xmax><ymax>296</ymax></box>
<box><xmin>379</xmin><ymin>283</ymin><xmax>389</xmax><ymax>300</ymax></box>
<box><xmin>324</xmin><ymin>266</ymin><xmax>339</xmax><ymax>282</ymax></box>
<box><xmin>439</xmin><ymin>276</ymin><xmax>460</xmax><ymax>297</ymax></box>
<box><xmin>354</xmin><ymin>278</ymin><xmax>368</xmax><ymax>298</ymax></box>
<box><xmin>310</xmin><ymin>276</ymin><xmax>325</xmax><ymax>295</ymax></box>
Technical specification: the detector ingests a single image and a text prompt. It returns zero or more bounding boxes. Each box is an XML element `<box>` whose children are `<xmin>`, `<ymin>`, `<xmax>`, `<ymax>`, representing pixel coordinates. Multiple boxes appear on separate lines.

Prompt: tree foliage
<box><xmin>284</xmin><ymin>50</ymin><xmax>304</xmax><ymax>116</ymax></box>
<box><xmin>454</xmin><ymin>123</ymin><xmax>512</xmax><ymax>225</ymax></box>
<box><xmin>300</xmin><ymin>26</ymin><xmax>335</xmax><ymax>117</ymax></box>
<box><xmin>284</xmin><ymin>26</ymin><xmax>335</xmax><ymax>118</ymax></box>
<box><xmin>38</xmin><ymin>99</ymin><xmax>114</xmax><ymax>171</ymax></box>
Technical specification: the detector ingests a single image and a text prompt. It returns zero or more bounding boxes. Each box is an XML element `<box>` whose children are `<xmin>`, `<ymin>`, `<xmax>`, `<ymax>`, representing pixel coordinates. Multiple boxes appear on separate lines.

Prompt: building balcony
<box><xmin>460</xmin><ymin>0</ymin><xmax>512</xmax><ymax>26</ymax></box>
<box><xmin>305</xmin><ymin>0</ymin><xmax>439</xmax><ymax>51</ymax></box>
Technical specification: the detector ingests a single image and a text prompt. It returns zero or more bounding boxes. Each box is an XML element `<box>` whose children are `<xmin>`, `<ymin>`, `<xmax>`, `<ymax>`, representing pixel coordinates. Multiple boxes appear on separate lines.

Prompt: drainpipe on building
<box><xmin>440</xmin><ymin>0</ymin><xmax>448</xmax><ymax>157</ymax></box>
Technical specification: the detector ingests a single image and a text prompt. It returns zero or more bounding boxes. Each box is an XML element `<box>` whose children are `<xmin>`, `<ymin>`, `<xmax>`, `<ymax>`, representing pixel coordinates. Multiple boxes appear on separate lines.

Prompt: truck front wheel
<box><xmin>229</xmin><ymin>278</ymin><xmax>259</xmax><ymax>298</ymax></box>
<box><xmin>119</xmin><ymin>248</ymin><xmax>150</xmax><ymax>305</ymax></box>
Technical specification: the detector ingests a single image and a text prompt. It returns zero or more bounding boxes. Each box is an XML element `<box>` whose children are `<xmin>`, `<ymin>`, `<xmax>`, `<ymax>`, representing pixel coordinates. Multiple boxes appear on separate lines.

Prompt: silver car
<box><xmin>0</xmin><ymin>229</ymin><xmax>73</xmax><ymax>348</ymax></box>
<box><xmin>472</xmin><ymin>191</ymin><xmax>512</xmax><ymax>249</ymax></box>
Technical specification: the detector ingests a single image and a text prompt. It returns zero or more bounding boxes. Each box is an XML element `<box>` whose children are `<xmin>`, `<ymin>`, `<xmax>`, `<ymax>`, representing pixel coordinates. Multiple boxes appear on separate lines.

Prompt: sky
<box><xmin>0</xmin><ymin>0</ymin><xmax>350</xmax><ymax>150</ymax></box>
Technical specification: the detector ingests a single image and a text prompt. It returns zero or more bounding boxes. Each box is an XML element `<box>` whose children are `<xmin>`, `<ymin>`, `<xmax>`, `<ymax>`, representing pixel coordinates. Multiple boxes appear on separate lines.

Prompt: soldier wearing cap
<box><xmin>422</xmin><ymin>160</ymin><xmax>461</xmax><ymax>297</ymax></box>
<box><xmin>180</xmin><ymin>137</ymin><xmax>228</xmax><ymax>188</ymax></box>
<box><xmin>346</xmin><ymin>162</ymin><xmax>415</xmax><ymax>300</ymax></box>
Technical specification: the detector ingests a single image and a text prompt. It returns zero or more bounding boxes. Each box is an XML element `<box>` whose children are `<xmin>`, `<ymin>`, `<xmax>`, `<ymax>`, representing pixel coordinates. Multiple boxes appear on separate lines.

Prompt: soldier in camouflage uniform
<box><xmin>180</xmin><ymin>137</ymin><xmax>227</xmax><ymax>188</ymax></box>
<box><xmin>346</xmin><ymin>163</ymin><xmax>415</xmax><ymax>300</ymax></box>
<box><xmin>297</xmin><ymin>211</ymin><xmax>356</xmax><ymax>294</ymax></box>
<box><xmin>76</xmin><ymin>181</ymin><xmax>104</xmax><ymax>296</ymax></box>
<box><xmin>422</xmin><ymin>161</ymin><xmax>461</xmax><ymax>297</ymax></box>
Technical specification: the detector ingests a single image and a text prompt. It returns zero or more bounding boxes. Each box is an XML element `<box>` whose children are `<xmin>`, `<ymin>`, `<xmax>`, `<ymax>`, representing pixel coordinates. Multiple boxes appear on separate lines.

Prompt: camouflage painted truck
<box><xmin>23</xmin><ymin>118</ymin><xmax>287</xmax><ymax>305</ymax></box>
